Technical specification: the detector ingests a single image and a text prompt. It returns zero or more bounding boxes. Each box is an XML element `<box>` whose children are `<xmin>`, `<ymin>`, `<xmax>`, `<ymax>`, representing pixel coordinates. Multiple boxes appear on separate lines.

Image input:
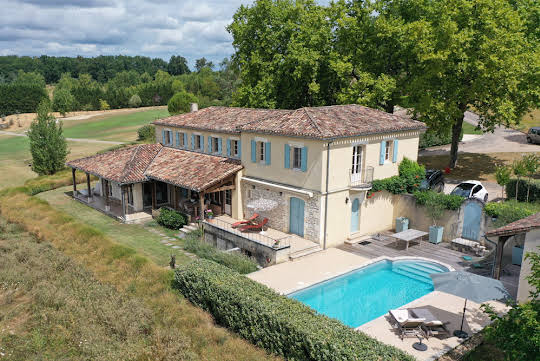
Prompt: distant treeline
<box><xmin>0</xmin><ymin>56</ymin><xmax>239</xmax><ymax>116</ymax></box>
<box><xmin>0</xmin><ymin>55</ymin><xmax>192</xmax><ymax>84</ymax></box>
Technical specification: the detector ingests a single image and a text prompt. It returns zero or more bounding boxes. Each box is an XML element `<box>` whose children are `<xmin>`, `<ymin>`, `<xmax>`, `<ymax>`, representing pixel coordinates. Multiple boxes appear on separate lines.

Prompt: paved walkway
<box><xmin>420</xmin><ymin>112</ymin><xmax>539</xmax><ymax>156</ymax></box>
<box><xmin>0</xmin><ymin>130</ymin><xmax>124</xmax><ymax>145</ymax></box>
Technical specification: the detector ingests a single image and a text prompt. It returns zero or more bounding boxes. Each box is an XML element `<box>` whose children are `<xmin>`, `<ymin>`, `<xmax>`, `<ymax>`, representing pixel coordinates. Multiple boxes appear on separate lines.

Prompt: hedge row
<box><xmin>0</xmin><ymin>83</ymin><xmax>48</xmax><ymax>116</ymax></box>
<box><xmin>485</xmin><ymin>200</ymin><xmax>540</xmax><ymax>226</ymax></box>
<box><xmin>506</xmin><ymin>178</ymin><xmax>540</xmax><ymax>203</ymax></box>
<box><xmin>413</xmin><ymin>190</ymin><xmax>465</xmax><ymax>211</ymax></box>
<box><xmin>419</xmin><ymin>129</ymin><xmax>463</xmax><ymax>149</ymax></box>
<box><xmin>173</xmin><ymin>259</ymin><xmax>414</xmax><ymax>361</ymax></box>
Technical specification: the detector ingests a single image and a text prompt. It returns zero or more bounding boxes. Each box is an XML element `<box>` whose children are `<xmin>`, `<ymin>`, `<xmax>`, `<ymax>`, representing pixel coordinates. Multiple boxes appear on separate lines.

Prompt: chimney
<box><xmin>190</xmin><ymin>103</ymin><xmax>198</xmax><ymax>112</ymax></box>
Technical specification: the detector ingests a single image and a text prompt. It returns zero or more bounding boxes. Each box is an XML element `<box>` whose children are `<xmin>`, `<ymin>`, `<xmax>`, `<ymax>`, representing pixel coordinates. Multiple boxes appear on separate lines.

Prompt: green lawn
<box><xmin>37</xmin><ymin>186</ymin><xmax>190</xmax><ymax>267</ymax></box>
<box><xmin>462</xmin><ymin>122</ymin><xmax>483</xmax><ymax>135</ymax></box>
<box><xmin>62</xmin><ymin>108</ymin><xmax>169</xmax><ymax>142</ymax></box>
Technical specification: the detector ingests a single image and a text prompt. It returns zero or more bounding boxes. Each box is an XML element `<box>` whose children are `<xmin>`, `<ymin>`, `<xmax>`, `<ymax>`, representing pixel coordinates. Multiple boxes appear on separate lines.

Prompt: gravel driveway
<box><xmin>420</xmin><ymin>111</ymin><xmax>539</xmax><ymax>156</ymax></box>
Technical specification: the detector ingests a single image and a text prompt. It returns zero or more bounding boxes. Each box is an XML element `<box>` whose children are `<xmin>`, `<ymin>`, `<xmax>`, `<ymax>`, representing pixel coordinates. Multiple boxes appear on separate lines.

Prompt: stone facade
<box><xmin>242</xmin><ymin>184</ymin><xmax>321</xmax><ymax>242</ymax></box>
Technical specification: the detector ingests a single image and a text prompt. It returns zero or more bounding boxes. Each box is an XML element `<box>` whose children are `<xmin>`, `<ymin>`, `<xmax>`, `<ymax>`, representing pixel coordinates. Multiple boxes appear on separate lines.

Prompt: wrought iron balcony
<box><xmin>349</xmin><ymin>166</ymin><xmax>374</xmax><ymax>190</ymax></box>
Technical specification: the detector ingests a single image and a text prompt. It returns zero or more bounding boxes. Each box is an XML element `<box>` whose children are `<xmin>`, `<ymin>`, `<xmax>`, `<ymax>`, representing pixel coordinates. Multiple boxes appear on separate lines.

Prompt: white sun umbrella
<box><xmin>246</xmin><ymin>198</ymin><xmax>278</xmax><ymax>234</ymax></box>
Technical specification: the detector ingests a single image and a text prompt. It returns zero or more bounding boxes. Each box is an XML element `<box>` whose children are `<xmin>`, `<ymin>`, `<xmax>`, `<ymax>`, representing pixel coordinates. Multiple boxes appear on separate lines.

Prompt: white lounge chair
<box><xmin>388</xmin><ymin>309</ymin><xmax>426</xmax><ymax>340</ymax></box>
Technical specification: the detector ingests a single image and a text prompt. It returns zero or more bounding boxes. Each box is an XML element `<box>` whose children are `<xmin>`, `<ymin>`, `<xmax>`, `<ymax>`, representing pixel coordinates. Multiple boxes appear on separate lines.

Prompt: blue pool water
<box><xmin>289</xmin><ymin>259</ymin><xmax>448</xmax><ymax>328</ymax></box>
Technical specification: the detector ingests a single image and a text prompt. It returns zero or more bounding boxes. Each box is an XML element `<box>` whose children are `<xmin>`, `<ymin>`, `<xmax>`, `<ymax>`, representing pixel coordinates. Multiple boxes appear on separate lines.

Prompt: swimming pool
<box><xmin>289</xmin><ymin>259</ymin><xmax>449</xmax><ymax>328</ymax></box>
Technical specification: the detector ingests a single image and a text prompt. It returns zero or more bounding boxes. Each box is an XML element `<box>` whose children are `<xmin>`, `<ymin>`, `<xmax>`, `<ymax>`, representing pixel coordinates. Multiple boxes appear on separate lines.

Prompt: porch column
<box><xmin>121</xmin><ymin>185</ymin><xmax>126</xmax><ymax>220</ymax></box>
<box><xmin>494</xmin><ymin>235</ymin><xmax>510</xmax><ymax>279</ymax></box>
<box><xmin>199</xmin><ymin>191</ymin><xmax>205</xmax><ymax>220</ymax></box>
<box><xmin>86</xmin><ymin>173</ymin><xmax>92</xmax><ymax>202</ymax></box>
<box><xmin>72</xmin><ymin>168</ymin><xmax>77</xmax><ymax>196</ymax></box>
<box><xmin>104</xmin><ymin>179</ymin><xmax>110</xmax><ymax>212</ymax></box>
<box><xmin>151</xmin><ymin>182</ymin><xmax>157</xmax><ymax>210</ymax></box>
<box><xmin>172</xmin><ymin>186</ymin><xmax>178</xmax><ymax>210</ymax></box>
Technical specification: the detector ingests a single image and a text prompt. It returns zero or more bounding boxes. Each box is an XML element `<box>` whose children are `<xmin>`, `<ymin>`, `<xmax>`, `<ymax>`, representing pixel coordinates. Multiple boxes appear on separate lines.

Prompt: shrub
<box><xmin>168</xmin><ymin>91</ymin><xmax>198</xmax><ymax>114</ymax></box>
<box><xmin>137</xmin><ymin>124</ymin><xmax>156</xmax><ymax>142</ymax></box>
<box><xmin>371</xmin><ymin>176</ymin><xmax>406</xmax><ymax>194</ymax></box>
<box><xmin>484</xmin><ymin>200</ymin><xmax>540</xmax><ymax>226</ymax></box>
<box><xmin>183</xmin><ymin>234</ymin><xmax>257</xmax><ymax>274</ymax></box>
<box><xmin>419</xmin><ymin>128</ymin><xmax>463</xmax><ymax>149</ymax></box>
<box><xmin>506</xmin><ymin>178</ymin><xmax>540</xmax><ymax>203</ymax></box>
<box><xmin>128</xmin><ymin>94</ymin><xmax>142</xmax><ymax>108</ymax></box>
<box><xmin>156</xmin><ymin>208</ymin><xmax>186</xmax><ymax>229</ymax></box>
<box><xmin>413</xmin><ymin>190</ymin><xmax>465</xmax><ymax>211</ymax></box>
<box><xmin>99</xmin><ymin>99</ymin><xmax>110</xmax><ymax>110</ymax></box>
<box><xmin>52</xmin><ymin>88</ymin><xmax>75</xmax><ymax>116</ymax></box>
<box><xmin>398</xmin><ymin>157</ymin><xmax>425</xmax><ymax>193</ymax></box>
<box><xmin>173</xmin><ymin>259</ymin><xmax>414</xmax><ymax>361</ymax></box>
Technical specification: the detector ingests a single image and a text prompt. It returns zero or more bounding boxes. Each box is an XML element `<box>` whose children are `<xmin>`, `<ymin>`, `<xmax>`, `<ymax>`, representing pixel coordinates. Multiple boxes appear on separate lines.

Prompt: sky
<box><xmin>1</xmin><ymin>0</ymin><xmax>254</xmax><ymax>68</ymax></box>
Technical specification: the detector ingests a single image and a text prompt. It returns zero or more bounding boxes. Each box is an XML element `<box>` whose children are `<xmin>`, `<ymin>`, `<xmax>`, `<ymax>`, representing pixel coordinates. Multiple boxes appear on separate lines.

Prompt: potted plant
<box><xmin>205</xmin><ymin>209</ymin><xmax>214</xmax><ymax>219</ymax></box>
<box><xmin>424</xmin><ymin>192</ymin><xmax>445</xmax><ymax>244</ymax></box>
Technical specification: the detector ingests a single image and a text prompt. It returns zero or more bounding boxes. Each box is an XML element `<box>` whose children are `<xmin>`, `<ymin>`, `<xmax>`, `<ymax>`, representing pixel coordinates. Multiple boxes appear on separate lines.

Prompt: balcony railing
<box><xmin>204</xmin><ymin>217</ymin><xmax>291</xmax><ymax>250</ymax></box>
<box><xmin>349</xmin><ymin>166</ymin><xmax>374</xmax><ymax>189</ymax></box>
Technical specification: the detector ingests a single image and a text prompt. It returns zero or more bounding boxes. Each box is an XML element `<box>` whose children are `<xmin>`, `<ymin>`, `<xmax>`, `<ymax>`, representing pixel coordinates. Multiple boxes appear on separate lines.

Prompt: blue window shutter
<box><xmin>191</xmin><ymin>134</ymin><xmax>195</xmax><ymax>150</ymax></box>
<box><xmin>226</xmin><ymin>139</ymin><xmax>231</xmax><ymax>157</ymax></box>
<box><xmin>162</xmin><ymin>129</ymin><xmax>166</xmax><ymax>145</ymax></box>
<box><xmin>251</xmin><ymin>140</ymin><xmax>256</xmax><ymax>162</ymax></box>
<box><xmin>301</xmin><ymin>146</ymin><xmax>308</xmax><ymax>172</ymax></box>
<box><xmin>207</xmin><ymin>136</ymin><xmax>212</xmax><ymax>153</ymax></box>
<box><xmin>238</xmin><ymin>140</ymin><xmax>242</xmax><ymax>158</ymax></box>
<box><xmin>379</xmin><ymin>141</ymin><xmax>386</xmax><ymax>165</ymax></box>
<box><xmin>200</xmin><ymin>136</ymin><xmax>204</xmax><ymax>152</ymax></box>
<box><xmin>183</xmin><ymin>133</ymin><xmax>187</xmax><ymax>148</ymax></box>
<box><xmin>176</xmin><ymin>132</ymin><xmax>179</xmax><ymax>147</ymax></box>
<box><xmin>284</xmin><ymin>144</ymin><xmax>290</xmax><ymax>169</ymax></box>
<box><xmin>393</xmin><ymin>139</ymin><xmax>399</xmax><ymax>163</ymax></box>
<box><xmin>218</xmin><ymin>138</ymin><xmax>222</xmax><ymax>154</ymax></box>
<box><xmin>265</xmin><ymin>142</ymin><xmax>271</xmax><ymax>165</ymax></box>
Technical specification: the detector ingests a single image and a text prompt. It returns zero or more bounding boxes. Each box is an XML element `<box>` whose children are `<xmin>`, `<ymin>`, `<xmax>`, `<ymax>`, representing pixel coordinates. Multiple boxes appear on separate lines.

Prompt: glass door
<box><xmin>351</xmin><ymin>145</ymin><xmax>363</xmax><ymax>183</ymax></box>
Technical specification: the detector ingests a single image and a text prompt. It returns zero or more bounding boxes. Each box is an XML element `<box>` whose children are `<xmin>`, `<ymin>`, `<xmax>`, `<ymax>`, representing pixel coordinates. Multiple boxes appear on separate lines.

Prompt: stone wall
<box><xmin>242</xmin><ymin>184</ymin><xmax>321</xmax><ymax>242</ymax></box>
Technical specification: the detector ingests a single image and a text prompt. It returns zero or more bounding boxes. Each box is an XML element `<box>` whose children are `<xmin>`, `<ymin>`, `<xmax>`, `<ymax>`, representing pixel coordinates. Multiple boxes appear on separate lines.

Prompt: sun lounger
<box><xmin>410</xmin><ymin>308</ymin><xmax>450</xmax><ymax>338</ymax></box>
<box><xmin>232</xmin><ymin>213</ymin><xmax>259</xmax><ymax>228</ymax></box>
<box><xmin>239</xmin><ymin>218</ymin><xmax>268</xmax><ymax>232</ymax></box>
<box><xmin>388</xmin><ymin>309</ymin><xmax>426</xmax><ymax>340</ymax></box>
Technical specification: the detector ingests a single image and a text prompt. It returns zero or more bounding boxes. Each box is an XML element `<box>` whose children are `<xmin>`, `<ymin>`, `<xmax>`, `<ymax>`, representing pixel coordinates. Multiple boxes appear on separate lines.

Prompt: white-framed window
<box><xmin>231</xmin><ymin>139</ymin><xmax>239</xmax><ymax>157</ymax></box>
<box><xmin>292</xmin><ymin>146</ymin><xmax>302</xmax><ymax>170</ymax></box>
<box><xmin>385</xmin><ymin>140</ymin><xmax>392</xmax><ymax>161</ymax></box>
<box><xmin>258</xmin><ymin>141</ymin><xmax>266</xmax><ymax>162</ymax></box>
<box><xmin>163</xmin><ymin>130</ymin><xmax>172</xmax><ymax>145</ymax></box>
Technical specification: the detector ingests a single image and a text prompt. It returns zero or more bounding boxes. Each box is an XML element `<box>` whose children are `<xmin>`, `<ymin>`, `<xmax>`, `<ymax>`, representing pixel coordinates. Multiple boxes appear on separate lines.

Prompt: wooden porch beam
<box><xmin>199</xmin><ymin>192</ymin><xmax>205</xmax><ymax>219</ymax></box>
<box><xmin>121</xmin><ymin>185</ymin><xmax>126</xmax><ymax>220</ymax></box>
<box><xmin>104</xmin><ymin>179</ymin><xmax>110</xmax><ymax>211</ymax></box>
<box><xmin>151</xmin><ymin>182</ymin><xmax>157</xmax><ymax>210</ymax></box>
<box><xmin>205</xmin><ymin>184</ymin><xmax>235</xmax><ymax>194</ymax></box>
<box><xmin>86</xmin><ymin>173</ymin><xmax>92</xmax><ymax>201</ymax></box>
<box><xmin>494</xmin><ymin>235</ymin><xmax>510</xmax><ymax>280</ymax></box>
<box><xmin>72</xmin><ymin>168</ymin><xmax>77</xmax><ymax>196</ymax></box>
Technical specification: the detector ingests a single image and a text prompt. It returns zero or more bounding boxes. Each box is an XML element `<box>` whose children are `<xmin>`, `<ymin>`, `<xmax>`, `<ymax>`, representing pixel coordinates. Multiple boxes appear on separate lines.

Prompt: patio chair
<box><xmin>239</xmin><ymin>218</ymin><xmax>268</xmax><ymax>233</ymax></box>
<box><xmin>388</xmin><ymin>309</ymin><xmax>426</xmax><ymax>340</ymax></box>
<box><xmin>410</xmin><ymin>308</ymin><xmax>450</xmax><ymax>338</ymax></box>
<box><xmin>232</xmin><ymin>213</ymin><xmax>259</xmax><ymax>228</ymax></box>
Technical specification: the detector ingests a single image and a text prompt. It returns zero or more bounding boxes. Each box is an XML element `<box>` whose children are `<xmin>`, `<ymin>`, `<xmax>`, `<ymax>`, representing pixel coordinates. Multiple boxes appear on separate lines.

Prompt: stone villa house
<box><xmin>67</xmin><ymin>104</ymin><xmax>426</xmax><ymax>251</ymax></box>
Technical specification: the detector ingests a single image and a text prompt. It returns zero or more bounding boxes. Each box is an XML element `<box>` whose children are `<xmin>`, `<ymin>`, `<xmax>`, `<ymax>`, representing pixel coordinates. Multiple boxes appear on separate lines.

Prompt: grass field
<box><xmin>38</xmin><ymin>186</ymin><xmax>189</xmax><ymax>267</ymax></box>
<box><xmin>418</xmin><ymin>152</ymin><xmax>540</xmax><ymax>182</ymax></box>
<box><xmin>0</xmin><ymin>135</ymin><xmax>111</xmax><ymax>188</ymax></box>
<box><xmin>516</xmin><ymin>109</ymin><xmax>540</xmax><ymax>132</ymax></box>
<box><xmin>462</xmin><ymin>122</ymin><xmax>483</xmax><ymax>135</ymax></box>
<box><xmin>62</xmin><ymin>108</ymin><xmax>169</xmax><ymax>142</ymax></box>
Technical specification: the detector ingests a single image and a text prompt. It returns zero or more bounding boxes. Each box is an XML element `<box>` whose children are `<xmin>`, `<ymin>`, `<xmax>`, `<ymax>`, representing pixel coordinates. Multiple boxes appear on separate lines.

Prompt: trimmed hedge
<box><xmin>156</xmin><ymin>208</ymin><xmax>187</xmax><ymax>229</ymax></box>
<box><xmin>506</xmin><ymin>178</ymin><xmax>540</xmax><ymax>203</ymax></box>
<box><xmin>419</xmin><ymin>129</ymin><xmax>463</xmax><ymax>149</ymax></box>
<box><xmin>485</xmin><ymin>200</ymin><xmax>540</xmax><ymax>226</ymax></box>
<box><xmin>413</xmin><ymin>190</ymin><xmax>465</xmax><ymax>211</ymax></box>
<box><xmin>0</xmin><ymin>83</ymin><xmax>48</xmax><ymax>115</ymax></box>
<box><xmin>173</xmin><ymin>259</ymin><xmax>415</xmax><ymax>361</ymax></box>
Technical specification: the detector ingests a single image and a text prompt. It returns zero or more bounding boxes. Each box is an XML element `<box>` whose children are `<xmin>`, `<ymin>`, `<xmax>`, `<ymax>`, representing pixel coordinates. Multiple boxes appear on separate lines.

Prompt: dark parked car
<box><xmin>527</xmin><ymin>127</ymin><xmax>540</xmax><ymax>144</ymax></box>
<box><xmin>419</xmin><ymin>169</ymin><xmax>445</xmax><ymax>192</ymax></box>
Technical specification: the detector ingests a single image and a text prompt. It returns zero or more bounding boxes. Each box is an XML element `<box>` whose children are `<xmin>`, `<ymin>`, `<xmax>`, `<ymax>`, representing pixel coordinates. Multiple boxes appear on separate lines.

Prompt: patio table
<box><xmin>391</xmin><ymin>229</ymin><xmax>428</xmax><ymax>251</ymax></box>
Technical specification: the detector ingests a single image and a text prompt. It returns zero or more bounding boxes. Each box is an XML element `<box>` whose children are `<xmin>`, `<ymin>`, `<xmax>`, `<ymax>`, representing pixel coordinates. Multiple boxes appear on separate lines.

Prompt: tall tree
<box><xmin>168</xmin><ymin>55</ymin><xmax>190</xmax><ymax>75</ymax></box>
<box><xmin>396</xmin><ymin>0</ymin><xmax>539</xmax><ymax>168</ymax></box>
<box><xmin>27</xmin><ymin>101</ymin><xmax>69</xmax><ymax>175</ymax></box>
<box><xmin>52</xmin><ymin>88</ymin><xmax>75</xmax><ymax>117</ymax></box>
<box><xmin>195</xmin><ymin>57</ymin><xmax>214</xmax><ymax>72</ymax></box>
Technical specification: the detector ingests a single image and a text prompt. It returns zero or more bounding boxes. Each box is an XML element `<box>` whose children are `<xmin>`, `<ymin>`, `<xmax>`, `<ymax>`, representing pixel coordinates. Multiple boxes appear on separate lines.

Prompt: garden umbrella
<box><xmin>430</xmin><ymin>271</ymin><xmax>511</xmax><ymax>339</ymax></box>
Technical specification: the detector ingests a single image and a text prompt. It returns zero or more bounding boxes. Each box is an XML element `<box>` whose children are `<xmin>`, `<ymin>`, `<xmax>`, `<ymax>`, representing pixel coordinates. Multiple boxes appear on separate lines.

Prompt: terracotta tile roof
<box><xmin>66</xmin><ymin>144</ymin><xmax>162</xmax><ymax>184</ymax></box>
<box><xmin>154</xmin><ymin>105</ymin><xmax>426</xmax><ymax>139</ymax></box>
<box><xmin>153</xmin><ymin>106</ymin><xmax>290</xmax><ymax>133</ymax></box>
<box><xmin>486</xmin><ymin>212</ymin><xmax>540</xmax><ymax>237</ymax></box>
<box><xmin>144</xmin><ymin>147</ymin><xmax>243</xmax><ymax>192</ymax></box>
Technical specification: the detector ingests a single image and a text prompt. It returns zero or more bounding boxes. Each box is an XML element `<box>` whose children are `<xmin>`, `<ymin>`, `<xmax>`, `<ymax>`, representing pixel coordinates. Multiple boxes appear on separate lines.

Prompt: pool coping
<box><xmin>285</xmin><ymin>255</ymin><xmax>455</xmax><ymax>296</ymax></box>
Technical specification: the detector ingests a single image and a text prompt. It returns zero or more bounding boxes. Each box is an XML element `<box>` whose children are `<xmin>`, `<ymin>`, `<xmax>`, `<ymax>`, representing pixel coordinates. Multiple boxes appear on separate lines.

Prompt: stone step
<box><xmin>183</xmin><ymin>224</ymin><xmax>198</xmax><ymax>231</ymax></box>
<box><xmin>289</xmin><ymin>245</ymin><xmax>323</xmax><ymax>260</ymax></box>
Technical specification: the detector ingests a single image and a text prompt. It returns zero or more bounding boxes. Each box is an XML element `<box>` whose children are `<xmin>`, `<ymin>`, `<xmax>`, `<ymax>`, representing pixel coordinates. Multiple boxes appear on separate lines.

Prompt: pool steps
<box><xmin>392</xmin><ymin>261</ymin><xmax>448</xmax><ymax>284</ymax></box>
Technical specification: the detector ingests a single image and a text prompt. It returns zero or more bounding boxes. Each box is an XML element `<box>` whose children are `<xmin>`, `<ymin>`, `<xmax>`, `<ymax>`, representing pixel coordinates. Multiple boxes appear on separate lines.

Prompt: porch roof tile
<box><xmin>485</xmin><ymin>212</ymin><xmax>540</xmax><ymax>237</ymax></box>
<box><xmin>66</xmin><ymin>144</ymin><xmax>162</xmax><ymax>184</ymax></box>
<box><xmin>144</xmin><ymin>147</ymin><xmax>243</xmax><ymax>192</ymax></box>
